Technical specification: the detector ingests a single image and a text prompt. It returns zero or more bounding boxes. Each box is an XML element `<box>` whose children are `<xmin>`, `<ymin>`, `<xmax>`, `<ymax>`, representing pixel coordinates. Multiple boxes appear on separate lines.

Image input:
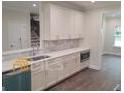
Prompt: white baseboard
<box><xmin>102</xmin><ymin>52</ymin><xmax>121</xmax><ymax>56</ymax></box>
<box><xmin>89</xmin><ymin>65</ymin><xmax>101</xmax><ymax>70</ymax></box>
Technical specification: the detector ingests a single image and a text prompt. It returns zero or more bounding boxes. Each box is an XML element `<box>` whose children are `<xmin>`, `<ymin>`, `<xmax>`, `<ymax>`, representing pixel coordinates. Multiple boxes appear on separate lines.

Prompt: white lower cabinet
<box><xmin>53</xmin><ymin>57</ymin><xmax>64</xmax><ymax>81</ymax></box>
<box><xmin>31</xmin><ymin>61</ymin><xmax>46</xmax><ymax>91</ymax></box>
<box><xmin>73</xmin><ymin>54</ymin><xmax>81</xmax><ymax>73</ymax></box>
<box><xmin>62</xmin><ymin>53</ymin><xmax>80</xmax><ymax>78</ymax></box>
<box><xmin>31</xmin><ymin>52</ymin><xmax>88</xmax><ymax>90</ymax></box>
<box><xmin>63</xmin><ymin>61</ymin><xmax>73</xmax><ymax>78</ymax></box>
<box><xmin>45</xmin><ymin>59</ymin><xmax>60</xmax><ymax>87</ymax></box>
<box><xmin>45</xmin><ymin>53</ymin><xmax>80</xmax><ymax>86</ymax></box>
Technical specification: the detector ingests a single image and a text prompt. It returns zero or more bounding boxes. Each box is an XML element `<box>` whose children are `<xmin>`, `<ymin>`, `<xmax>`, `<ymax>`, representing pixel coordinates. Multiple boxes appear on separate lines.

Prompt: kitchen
<box><xmin>2</xmin><ymin>1</ymin><xmax>121</xmax><ymax>91</ymax></box>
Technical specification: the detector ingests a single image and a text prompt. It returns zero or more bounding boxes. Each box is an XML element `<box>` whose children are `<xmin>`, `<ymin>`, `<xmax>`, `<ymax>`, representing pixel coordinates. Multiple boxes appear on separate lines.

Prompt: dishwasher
<box><xmin>2</xmin><ymin>68</ymin><xmax>31</xmax><ymax>91</ymax></box>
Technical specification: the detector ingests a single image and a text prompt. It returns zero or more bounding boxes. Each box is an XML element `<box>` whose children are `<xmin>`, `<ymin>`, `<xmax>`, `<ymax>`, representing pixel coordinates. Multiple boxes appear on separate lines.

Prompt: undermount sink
<box><xmin>27</xmin><ymin>55</ymin><xmax>50</xmax><ymax>61</ymax></box>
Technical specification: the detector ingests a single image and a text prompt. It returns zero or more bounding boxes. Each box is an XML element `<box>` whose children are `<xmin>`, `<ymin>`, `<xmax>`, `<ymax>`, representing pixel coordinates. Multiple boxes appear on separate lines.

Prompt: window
<box><xmin>114</xmin><ymin>25</ymin><xmax>121</xmax><ymax>47</ymax></box>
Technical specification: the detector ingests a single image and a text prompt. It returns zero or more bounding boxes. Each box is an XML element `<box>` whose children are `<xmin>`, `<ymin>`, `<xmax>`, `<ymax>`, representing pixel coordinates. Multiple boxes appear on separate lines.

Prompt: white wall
<box><xmin>2</xmin><ymin>8</ymin><xmax>31</xmax><ymax>52</ymax></box>
<box><xmin>80</xmin><ymin>11</ymin><xmax>103</xmax><ymax>70</ymax></box>
<box><xmin>80</xmin><ymin>6</ymin><xmax>121</xmax><ymax>70</ymax></box>
<box><xmin>103</xmin><ymin>17</ymin><xmax>121</xmax><ymax>56</ymax></box>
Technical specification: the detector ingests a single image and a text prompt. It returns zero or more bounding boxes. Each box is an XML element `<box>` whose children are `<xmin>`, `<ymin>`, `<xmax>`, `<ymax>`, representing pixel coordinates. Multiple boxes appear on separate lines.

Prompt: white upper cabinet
<box><xmin>50</xmin><ymin>5</ymin><xmax>74</xmax><ymax>40</ymax></box>
<box><xmin>43</xmin><ymin>3</ymin><xmax>84</xmax><ymax>40</ymax></box>
<box><xmin>73</xmin><ymin>10</ymin><xmax>84</xmax><ymax>38</ymax></box>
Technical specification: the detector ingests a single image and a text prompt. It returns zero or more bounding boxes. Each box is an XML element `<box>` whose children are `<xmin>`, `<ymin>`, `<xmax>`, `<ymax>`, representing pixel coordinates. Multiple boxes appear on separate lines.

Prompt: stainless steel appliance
<box><xmin>80</xmin><ymin>50</ymin><xmax>90</xmax><ymax>63</ymax></box>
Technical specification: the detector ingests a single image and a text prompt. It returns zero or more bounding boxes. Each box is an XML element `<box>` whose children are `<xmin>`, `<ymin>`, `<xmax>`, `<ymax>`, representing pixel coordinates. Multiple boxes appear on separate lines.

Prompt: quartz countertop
<box><xmin>2</xmin><ymin>47</ymin><xmax>90</xmax><ymax>73</ymax></box>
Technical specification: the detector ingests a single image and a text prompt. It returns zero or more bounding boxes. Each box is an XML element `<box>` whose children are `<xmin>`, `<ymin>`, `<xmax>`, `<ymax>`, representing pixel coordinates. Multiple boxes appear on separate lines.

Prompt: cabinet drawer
<box><xmin>31</xmin><ymin>62</ymin><xmax>45</xmax><ymax>74</ymax></box>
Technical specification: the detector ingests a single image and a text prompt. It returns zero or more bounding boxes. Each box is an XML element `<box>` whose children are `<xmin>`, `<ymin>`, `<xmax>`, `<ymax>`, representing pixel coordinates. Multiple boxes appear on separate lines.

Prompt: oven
<box><xmin>80</xmin><ymin>50</ymin><xmax>90</xmax><ymax>63</ymax></box>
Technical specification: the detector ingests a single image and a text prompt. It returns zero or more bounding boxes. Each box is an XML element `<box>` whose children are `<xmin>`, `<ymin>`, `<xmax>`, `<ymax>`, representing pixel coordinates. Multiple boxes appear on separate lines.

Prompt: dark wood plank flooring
<box><xmin>46</xmin><ymin>54</ymin><xmax>121</xmax><ymax>91</ymax></box>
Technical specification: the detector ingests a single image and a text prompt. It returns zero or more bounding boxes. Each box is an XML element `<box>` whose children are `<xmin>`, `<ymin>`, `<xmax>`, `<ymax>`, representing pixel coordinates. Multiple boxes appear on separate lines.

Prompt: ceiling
<box><xmin>69</xmin><ymin>1</ymin><xmax>121</xmax><ymax>10</ymax></box>
<box><xmin>2</xmin><ymin>1</ymin><xmax>39</xmax><ymax>13</ymax></box>
<box><xmin>2</xmin><ymin>1</ymin><xmax>121</xmax><ymax>13</ymax></box>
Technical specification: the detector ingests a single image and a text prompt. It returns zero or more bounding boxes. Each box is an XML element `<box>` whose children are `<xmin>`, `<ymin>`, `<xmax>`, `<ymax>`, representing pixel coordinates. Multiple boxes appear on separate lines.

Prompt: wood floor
<box><xmin>46</xmin><ymin>54</ymin><xmax>121</xmax><ymax>91</ymax></box>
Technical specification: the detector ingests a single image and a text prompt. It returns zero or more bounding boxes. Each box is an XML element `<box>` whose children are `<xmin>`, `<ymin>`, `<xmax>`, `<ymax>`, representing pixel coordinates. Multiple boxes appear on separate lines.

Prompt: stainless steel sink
<box><xmin>27</xmin><ymin>55</ymin><xmax>50</xmax><ymax>61</ymax></box>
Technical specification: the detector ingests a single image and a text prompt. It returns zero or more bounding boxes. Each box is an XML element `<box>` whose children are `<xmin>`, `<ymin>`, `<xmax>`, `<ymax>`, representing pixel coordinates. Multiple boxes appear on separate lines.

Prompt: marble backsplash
<box><xmin>3</xmin><ymin>39</ymin><xmax>80</xmax><ymax>61</ymax></box>
<box><xmin>43</xmin><ymin>39</ymin><xmax>79</xmax><ymax>51</ymax></box>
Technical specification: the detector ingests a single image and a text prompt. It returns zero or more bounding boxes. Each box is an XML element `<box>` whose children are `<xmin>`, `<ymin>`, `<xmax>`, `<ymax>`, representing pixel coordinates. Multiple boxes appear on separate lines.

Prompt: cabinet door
<box><xmin>62</xmin><ymin>54</ymin><xmax>75</xmax><ymax>78</ymax></box>
<box><xmin>43</xmin><ymin>4</ymin><xmax>51</xmax><ymax>40</ymax></box>
<box><xmin>62</xmin><ymin>53</ymin><xmax>80</xmax><ymax>78</ymax></box>
<box><xmin>8</xmin><ymin>21</ymin><xmax>22</xmax><ymax>50</ymax></box>
<box><xmin>31</xmin><ymin>61</ymin><xmax>46</xmax><ymax>91</ymax></box>
<box><xmin>54</xmin><ymin>57</ymin><xmax>64</xmax><ymax>81</ymax></box>
<box><xmin>73</xmin><ymin>53</ymin><xmax>80</xmax><ymax>72</ymax></box>
<box><xmin>73</xmin><ymin>11</ymin><xmax>84</xmax><ymax>38</ymax></box>
<box><xmin>45</xmin><ymin>59</ymin><xmax>61</xmax><ymax>87</ymax></box>
<box><xmin>43</xmin><ymin>4</ymin><xmax>84</xmax><ymax>40</ymax></box>
<box><xmin>50</xmin><ymin>4</ymin><xmax>73</xmax><ymax>40</ymax></box>
<box><xmin>63</xmin><ymin>60</ymin><xmax>74</xmax><ymax>78</ymax></box>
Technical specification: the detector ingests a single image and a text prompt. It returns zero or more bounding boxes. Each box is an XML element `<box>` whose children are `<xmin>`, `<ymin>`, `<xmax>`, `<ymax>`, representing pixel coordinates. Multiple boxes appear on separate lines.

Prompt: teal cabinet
<box><xmin>2</xmin><ymin>70</ymin><xmax>31</xmax><ymax>91</ymax></box>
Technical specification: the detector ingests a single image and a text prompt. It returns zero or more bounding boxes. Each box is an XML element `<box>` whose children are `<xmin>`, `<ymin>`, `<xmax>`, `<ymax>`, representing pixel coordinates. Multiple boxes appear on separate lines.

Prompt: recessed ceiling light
<box><xmin>91</xmin><ymin>1</ymin><xmax>95</xmax><ymax>3</ymax></box>
<box><xmin>33</xmin><ymin>3</ymin><xmax>36</xmax><ymax>7</ymax></box>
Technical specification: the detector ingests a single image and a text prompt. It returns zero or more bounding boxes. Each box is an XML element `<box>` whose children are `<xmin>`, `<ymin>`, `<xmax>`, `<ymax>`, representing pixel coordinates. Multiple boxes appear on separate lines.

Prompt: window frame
<box><xmin>113</xmin><ymin>25</ymin><xmax>121</xmax><ymax>48</ymax></box>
